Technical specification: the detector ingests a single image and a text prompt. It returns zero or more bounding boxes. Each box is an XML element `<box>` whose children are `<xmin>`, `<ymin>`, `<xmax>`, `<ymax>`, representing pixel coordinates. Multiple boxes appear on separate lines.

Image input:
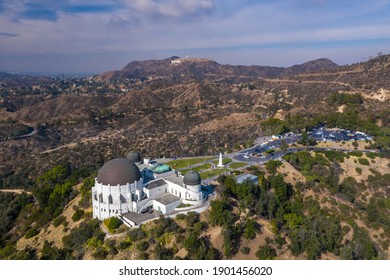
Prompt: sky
<box><xmin>1</xmin><ymin>0</ymin><xmax>390</xmax><ymax>74</ymax></box>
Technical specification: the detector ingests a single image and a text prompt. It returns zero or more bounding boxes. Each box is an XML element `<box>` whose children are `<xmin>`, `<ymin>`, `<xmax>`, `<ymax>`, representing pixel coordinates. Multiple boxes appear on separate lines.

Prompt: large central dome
<box><xmin>97</xmin><ymin>158</ymin><xmax>142</xmax><ymax>186</ymax></box>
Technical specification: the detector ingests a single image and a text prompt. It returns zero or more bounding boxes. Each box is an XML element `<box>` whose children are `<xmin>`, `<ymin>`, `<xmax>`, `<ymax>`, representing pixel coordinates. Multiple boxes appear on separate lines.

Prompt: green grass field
<box><xmin>165</xmin><ymin>157</ymin><xmax>216</xmax><ymax>169</ymax></box>
<box><xmin>200</xmin><ymin>168</ymin><xmax>230</xmax><ymax>180</ymax></box>
<box><xmin>229</xmin><ymin>162</ymin><xmax>248</xmax><ymax>169</ymax></box>
<box><xmin>212</xmin><ymin>157</ymin><xmax>233</xmax><ymax>165</ymax></box>
<box><xmin>179</xmin><ymin>163</ymin><xmax>212</xmax><ymax>175</ymax></box>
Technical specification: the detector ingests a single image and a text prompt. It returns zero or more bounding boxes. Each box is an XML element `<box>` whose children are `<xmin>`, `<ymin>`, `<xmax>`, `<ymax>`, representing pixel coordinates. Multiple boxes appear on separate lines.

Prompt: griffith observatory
<box><xmin>92</xmin><ymin>151</ymin><xmax>207</xmax><ymax>225</ymax></box>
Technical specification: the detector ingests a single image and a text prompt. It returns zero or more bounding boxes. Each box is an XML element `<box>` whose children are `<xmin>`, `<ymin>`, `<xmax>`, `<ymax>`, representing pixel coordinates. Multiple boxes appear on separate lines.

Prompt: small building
<box><xmin>236</xmin><ymin>173</ymin><xmax>259</xmax><ymax>185</ymax></box>
<box><xmin>153</xmin><ymin>193</ymin><xmax>181</xmax><ymax>214</ymax></box>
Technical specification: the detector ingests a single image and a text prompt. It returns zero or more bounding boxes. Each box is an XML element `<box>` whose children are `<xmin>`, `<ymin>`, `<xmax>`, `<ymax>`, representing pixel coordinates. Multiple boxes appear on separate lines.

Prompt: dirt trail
<box><xmin>0</xmin><ymin>189</ymin><xmax>32</xmax><ymax>195</ymax></box>
<box><xmin>263</xmin><ymin>78</ymin><xmax>350</xmax><ymax>86</ymax></box>
<box><xmin>40</xmin><ymin>129</ymin><xmax>125</xmax><ymax>154</ymax></box>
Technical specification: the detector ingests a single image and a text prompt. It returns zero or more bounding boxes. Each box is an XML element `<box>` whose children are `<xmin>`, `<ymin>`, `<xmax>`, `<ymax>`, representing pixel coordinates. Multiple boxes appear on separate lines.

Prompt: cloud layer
<box><xmin>1</xmin><ymin>0</ymin><xmax>390</xmax><ymax>72</ymax></box>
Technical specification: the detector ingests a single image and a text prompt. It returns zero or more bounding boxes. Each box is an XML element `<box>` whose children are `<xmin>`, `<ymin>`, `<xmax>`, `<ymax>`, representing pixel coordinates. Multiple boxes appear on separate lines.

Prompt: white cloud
<box><xmin>1</xmin><ymin>0</ymin><xmax>390</xmax><ymax>72</ymax></box>
<box><xmin>125</xmin><ymin>0</ymin><xmax>215</xmax><ymax>18</ymax></box>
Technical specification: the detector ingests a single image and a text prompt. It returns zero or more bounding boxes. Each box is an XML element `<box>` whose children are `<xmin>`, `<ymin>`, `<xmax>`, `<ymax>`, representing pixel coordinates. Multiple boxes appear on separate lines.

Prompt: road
<box><xmin>228</xmin><ymin>128</ymin><xmax>374</xmax><ymax>163</ymax></box>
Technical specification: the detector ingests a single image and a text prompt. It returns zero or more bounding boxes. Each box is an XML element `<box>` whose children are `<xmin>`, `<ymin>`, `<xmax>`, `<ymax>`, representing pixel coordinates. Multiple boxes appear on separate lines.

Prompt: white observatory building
<box><xmin>92</xmin><ymin>151</ymin><xmax>207</xmax><ymax>222</ymax></box>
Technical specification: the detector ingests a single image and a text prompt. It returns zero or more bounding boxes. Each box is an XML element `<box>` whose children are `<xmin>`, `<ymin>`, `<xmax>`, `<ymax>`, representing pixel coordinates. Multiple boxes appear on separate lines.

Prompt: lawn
<box><xmin>212</xmin><ymin>157</ymin><xmax>233</xmax><ymax>165</ymax></box>
<box><xmin>229</xmin><ymin>162</ymin><xmax>248</xmax><ymax>169</ymax></box>
<box><xmin>165</xmin><ymin>157</ymin><xmax>216</xmax><ymax>169</ymax></box>
<box><xmin>179</xmin><ymin>164</ymin><xmax>212</xmax><ymax>175</ymax></box>
<box><xmin>200</xmin><ymin>168</ymin><xmax>230</xmax><ymax>180</ymax></box>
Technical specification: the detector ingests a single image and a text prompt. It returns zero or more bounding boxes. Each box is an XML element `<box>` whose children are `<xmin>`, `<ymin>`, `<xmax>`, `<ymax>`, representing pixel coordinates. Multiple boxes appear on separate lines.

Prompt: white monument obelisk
<box><xmin>217</xmin><ymin>153</ymin><xmax>224</xmax><ymax>168</ymax></box>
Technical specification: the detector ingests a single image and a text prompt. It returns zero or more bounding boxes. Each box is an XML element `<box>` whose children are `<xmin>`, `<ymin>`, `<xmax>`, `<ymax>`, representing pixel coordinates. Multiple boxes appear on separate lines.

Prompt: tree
<box><xmin>299</xmin><ymin>131</ymin><xmax>309</xmax><ymax>146</ymax></box>
<box><xmin>255</xmin><ymin>244</ymin><xmax>277</xmax><ymax>260</ymax></box>
<box><xmin>222</xmin><ymin>225</ymin><xmax>241</xmax><ymax>258</ymax></box>
<box><xmin>265</xmin><ymin>160</ymin><xmax>282</xmax><ymax>175</ymax></box>
<box><xmin>243</xmin><ymin>218</ymin><xmax>260</xmax><ymax>240</ymax></box>
<box><xmin>208</xmin><ymin>199</ymin><xmax>235</xmax><ymax>227</ymax></box>
<box><xmin>269</xmin><ymin>174</ymin><xmax>292</xmax><ymax>205</ymax></box>
<box><xmin>280</xmin><ymin>139</ymin><xmax>288</xmax><ymax>151</ymax></box>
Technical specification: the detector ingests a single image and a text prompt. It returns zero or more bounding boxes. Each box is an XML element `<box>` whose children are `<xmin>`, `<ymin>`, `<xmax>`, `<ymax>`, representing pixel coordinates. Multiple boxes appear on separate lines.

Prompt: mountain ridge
<box><xmin>95</xmin><ymin>56</ymin><xmax>339</xmax><ymax>82</ymax></box>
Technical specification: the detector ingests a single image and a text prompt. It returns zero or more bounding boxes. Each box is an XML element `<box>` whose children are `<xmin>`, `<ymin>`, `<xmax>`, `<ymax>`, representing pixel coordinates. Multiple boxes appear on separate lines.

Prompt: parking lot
<box><xmin>233</xmin><ymin>127</ymin><xmax>373</xmax><ymax>163</ymax></box>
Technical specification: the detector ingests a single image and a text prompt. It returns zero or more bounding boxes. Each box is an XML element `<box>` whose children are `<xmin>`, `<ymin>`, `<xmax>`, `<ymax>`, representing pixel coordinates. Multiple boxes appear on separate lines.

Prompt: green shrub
<box><xmin>255</xmin><ymin>244</ymin><xmax>277</xmax><ymax>260</ymax></box>
<box><xmin>71</xmin><ymin>208</ymin><xmax>84</xmax><ymax>222</ymax></box>
<box><xmin>366</xmin><ymin>152</ymin><xmax>378</xmax><ymax>159</ymax></box>
<box><xmin>138</xmin><ymin>252</ymin><xmax>149</xmax><ymax>260</ymax></box>
<box><xmin>136</xmin><ymin>241</ymin><xmax>150</xmax><ymax>252</ymax></box>
<box><xmin>320</xmin><ymin>150</ymin><xmax>346</xmax><ymax>163</ymax></box>
<box><xmin>355</xmin><ymin>167</ymin><xmax>362</xmax><ymax>175</ymax></box>
<box><xmin>358</xmin><ymin>158</ymin><xmax>370</xmax><ymax>166</ymax></box>
<box><xmin>241</xmin><ymin>247</ymin><xmax>250</xmax><ymax>255</ymax></box>
<box><xmin>103</xmin><ymin>217</ymin><xmax>122</xmax><ymax>233</ymax></box>
<box><xmin>53</xmin><ymin>215</ymin><xmax>66</xmax><ymax>227</ymax></box>
<box><xmin>127</xmin><ymin>228</ymin><xmax>146</xmax><ymax>242</ymax></box>
<box><xmin>105</xmin><ymin>239</ymin><xmax>118</xmax><ymax>255</ymax></box>
<box><xmin>348</xmin><ymin>151</ymin><xmax>362</xmax><ymax>157</ymax></box>
<box><xmin>118</xmin><ymin>240</ymin><xmax>132</xmax><ymax>250</ymax></box>
<box><xmin>383</xmin><ymin>174</ymin><xmax>390</xmax><ymax>184</ymax></box>
<box><xmin>92</xmin><ymin>247</ymin><xmax>108</xmax><ymax>259</ymax></box>
<box><xmin>175</xmin><ymin>213</ymin><xmax>187</xmax><ymax>220</ymax></box>
<box><xmin>25</xmin><ymin>227</ymin><xmax>39</xmax><ymax>239</ymax></box>
<box><xmin>265</xmin><ymin>160</ymin><xmax>283</xmax><ymax>175</ymax></box>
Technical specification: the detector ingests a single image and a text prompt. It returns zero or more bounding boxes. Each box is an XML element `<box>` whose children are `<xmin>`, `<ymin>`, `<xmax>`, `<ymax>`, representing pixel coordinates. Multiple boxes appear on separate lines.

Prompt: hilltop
<box><xmin>95</xmin><ymin>56</ymin><xmax>338</xmax><ymax>82</ymax></box>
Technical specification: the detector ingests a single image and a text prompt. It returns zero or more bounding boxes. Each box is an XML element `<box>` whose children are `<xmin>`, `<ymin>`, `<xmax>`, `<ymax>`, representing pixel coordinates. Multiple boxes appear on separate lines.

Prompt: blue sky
<box><xmin>1</xmin><ymin>0</ymin><xmax>390</xmax><ymax>73</ymax></box>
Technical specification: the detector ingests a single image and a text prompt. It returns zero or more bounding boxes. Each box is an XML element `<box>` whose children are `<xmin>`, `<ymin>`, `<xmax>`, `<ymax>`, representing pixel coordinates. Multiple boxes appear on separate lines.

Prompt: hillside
<box><xmin>0</xmin><ymin>55</ymin><xmax>389</xmax><ymax>190</ymax></box>
<box><xmin>2</xmin><ymin>150</ymin><xmax>389</xmax><ymax>260</ymax></box>
<box><xmin>95</xmin><ymin>57</ymin><xmax>338</xmax><ymax>82</ymax></box>
<box><xmin>0</xmin><ymin>54</ymin><xmax>389</xmax><ymax>260</ymax></box>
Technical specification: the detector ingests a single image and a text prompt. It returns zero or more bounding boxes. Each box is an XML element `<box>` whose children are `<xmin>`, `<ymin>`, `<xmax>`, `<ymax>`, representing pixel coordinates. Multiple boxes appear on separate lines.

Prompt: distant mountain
<box><xmin>0</xmin><ymin>71</ymin><xmax>23</xmax><ymax>79</ymax></box>
<box><xmin>0</xmin><ymin>71</ymin><xmax>54</xmax><ymax>87</ymax></box>
<box><xmin>95</xmin><ymin>57</ymin><xmax>339</xmax><ymax>82</ymax></box>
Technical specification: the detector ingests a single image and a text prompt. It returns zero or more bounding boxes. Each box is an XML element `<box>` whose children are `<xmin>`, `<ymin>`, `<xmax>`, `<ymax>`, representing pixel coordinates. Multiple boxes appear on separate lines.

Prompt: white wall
<box><xmin>153</xmin><ymin>199</ymin><xmax>181</xmax><ymax>214</ymax></box>
<box><xmin>92</xmin><ymin>178</ymin><xmax>144</xmax><ymax>220</ymax></box>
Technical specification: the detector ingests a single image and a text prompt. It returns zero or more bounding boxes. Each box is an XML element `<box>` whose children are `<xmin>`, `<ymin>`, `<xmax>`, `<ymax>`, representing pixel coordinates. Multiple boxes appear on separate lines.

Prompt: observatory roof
<box><xmin>183</xmin><ymin>170</ymin><xmax>201</xmax><ymax>186</ymax></box>
<box><xmin>126</xmin><ymin>151</ymin><xmax>142</xmax><ymax>163</ymax></box>
<box><xmin>97</xmin><ymin>158</ymin><xmax>141</xmax><ymax>186</ymax></box>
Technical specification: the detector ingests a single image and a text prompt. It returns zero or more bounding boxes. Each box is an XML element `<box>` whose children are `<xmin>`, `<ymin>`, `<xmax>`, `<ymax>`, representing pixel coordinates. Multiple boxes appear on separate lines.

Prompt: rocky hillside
<box><xmin>0</xmin><ymin>55</ymin><xmax>389</xmax><ymax>189</ymax></box>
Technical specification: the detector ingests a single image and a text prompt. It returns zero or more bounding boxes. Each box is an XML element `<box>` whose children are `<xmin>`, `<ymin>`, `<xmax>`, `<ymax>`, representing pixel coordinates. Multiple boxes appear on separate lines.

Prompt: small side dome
<box><xmin>126</xmin><ymin>151</ymin><xmax>142</xmax><ymax>163</ymax></box>
<box><xmin>97</xmin><ymin>158</ymin><xmax>141</xmax><ymax>186</ymax></box>
<box><xmin>183</xmin><ymin>170</ymin><xmax>201</xmax><ymax>186</ymax></box>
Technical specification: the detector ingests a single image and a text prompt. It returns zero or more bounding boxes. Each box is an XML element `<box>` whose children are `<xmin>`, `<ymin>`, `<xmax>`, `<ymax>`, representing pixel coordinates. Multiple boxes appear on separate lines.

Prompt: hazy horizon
<box><xmin>1</xmin><ymin>0</ymin><xmax>390</xmax><ymax>73</ymax></box>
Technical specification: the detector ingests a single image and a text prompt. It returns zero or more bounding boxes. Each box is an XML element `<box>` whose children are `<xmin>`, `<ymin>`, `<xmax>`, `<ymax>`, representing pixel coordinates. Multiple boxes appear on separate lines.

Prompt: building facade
<box><xmin>92</xmin><ymin>152</ymin><xmax>206</xmax><ymax>221</ymax></box>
